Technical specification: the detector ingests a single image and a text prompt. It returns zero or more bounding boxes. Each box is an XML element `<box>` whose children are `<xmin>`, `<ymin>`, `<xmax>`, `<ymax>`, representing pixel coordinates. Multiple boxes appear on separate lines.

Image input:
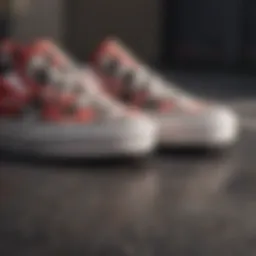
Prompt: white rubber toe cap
<box><xmin>155</xmin><ymin>105</ymin><xmax>240</xmax><ymax>147</ymax></box>
<box><xmin>201</xmin><ymin>106</ymin><xmax>239</xmax><ymax>146</ymax></box>
<box><xmin>113</xmin><ymin>114</ymin><xmax>159</xmax><ymax>154</ymax></box>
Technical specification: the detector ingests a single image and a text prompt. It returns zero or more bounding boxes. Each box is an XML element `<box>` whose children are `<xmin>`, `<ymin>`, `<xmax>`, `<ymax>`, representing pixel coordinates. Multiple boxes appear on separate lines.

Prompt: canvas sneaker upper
<box><xmin>0</xmin><ymin>39</ymin><xmax>131</xmax><ymax>123</ymax></box>
<box><xmin>90</xmin><ymin>37</ymin><xmax>205</xmax><ymax>114</ymax></box>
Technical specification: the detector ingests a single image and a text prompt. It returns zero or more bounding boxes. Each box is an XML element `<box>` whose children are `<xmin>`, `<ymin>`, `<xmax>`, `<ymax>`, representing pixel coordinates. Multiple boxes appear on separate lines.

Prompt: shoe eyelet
<box><xmin>100</xmin><ymin>56</ymin><xmax>120</xmax><ymax>77</ymax></box>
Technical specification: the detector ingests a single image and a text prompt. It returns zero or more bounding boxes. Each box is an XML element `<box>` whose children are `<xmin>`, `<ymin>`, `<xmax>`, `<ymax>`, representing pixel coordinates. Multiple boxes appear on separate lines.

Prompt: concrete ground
<box><xmin>0</xmin><ymin>72</ymin><xmax>256</xmax><ymax>256</ymax></box>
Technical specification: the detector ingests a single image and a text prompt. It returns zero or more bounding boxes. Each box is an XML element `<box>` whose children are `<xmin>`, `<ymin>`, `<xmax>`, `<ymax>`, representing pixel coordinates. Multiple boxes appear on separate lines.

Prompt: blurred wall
<box><xmin>9</xmin><ymin>0</ymin><xmax>161</xmax><ymax>63</ymax></box>
<box><xmin>0</xmin><ymin>0</ymin><xmax>9</xmax><ymax>13</ymax></box>
<box><xmin>0</xmin><ymin>0</ymin><xmax>9</xmax><ymax>39</ymax></box>
<box><xmin>10</xmin><ymin>0</ymin><xmax>64</xmax><ymax>43</ymax></box>
<box><xmin>163</xmin><ymin>0</ymin><xmax>244</xmax><ymax>68</ymax></box>
<box><xmin>163</xmin><ymin>0</ymin><xmax>256</xmax><ymax>69</ymax></box>
<box><xmin>7</xmin><ymin>0</ymin><xmax>256</xmax><ymax>70</ymax></box>
<box><xmin>64</xmin><ymin>0</ymin><xmax>161</xmax><ymax>63</ymax></box>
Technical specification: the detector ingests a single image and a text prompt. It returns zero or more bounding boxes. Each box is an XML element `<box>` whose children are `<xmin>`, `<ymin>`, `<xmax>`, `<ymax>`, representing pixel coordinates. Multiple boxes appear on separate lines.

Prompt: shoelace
<box><xmin>133</xmin><ymin>67</ymin><xmax>172</xmax><ymax>98</ymax></box>
<box><xmin>29</xmin><ymin>55</ymin><xmax>125</xmax><ymax>117</ymax></box>
<box><xmin>101</xmin><ymin>56</ymin><xmax>190</xmax><ymax>102</ymax></box>
<box><xmin>144</xmin><ymin>69</ymin><xmax>191</xmax><ymax>101</ymax></box>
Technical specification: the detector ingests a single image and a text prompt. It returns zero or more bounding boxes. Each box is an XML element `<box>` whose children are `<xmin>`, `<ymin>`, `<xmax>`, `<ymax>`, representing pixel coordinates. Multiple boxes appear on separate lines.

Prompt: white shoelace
<box><xmin>145</xmin><ymin>69</ymin><xmax>190</xmax><ymax>100</ymax></box>
<box><xmin>124</xmin><ymin>66</ymin><xmax>200</xmax><ymax>110</ymax></box>
<box><xmin>101</xmin><ymin>56</ymin><xmax>190</xmax><ymax>102</ymax></box>
<box><xmin>29</xmin><ymin>55</ymin><xmax>125</xmax><ymax>117</ymax></box>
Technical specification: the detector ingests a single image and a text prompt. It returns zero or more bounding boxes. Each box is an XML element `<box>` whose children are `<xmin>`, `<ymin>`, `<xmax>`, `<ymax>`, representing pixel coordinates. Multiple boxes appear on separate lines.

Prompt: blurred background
<box><xmin>1</xmin><ymin>1</ymin><xmax>256</xmax><ymax>256</ymax></box>
<box><xmin>2</xmin><ymin>0</ymin><xmax>256</xmax><ymax>73</ymax></box>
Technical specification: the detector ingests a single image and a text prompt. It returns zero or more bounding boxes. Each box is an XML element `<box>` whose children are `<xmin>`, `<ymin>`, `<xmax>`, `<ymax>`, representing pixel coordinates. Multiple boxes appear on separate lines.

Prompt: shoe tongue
<box><xmin>92</xmin><ymin>37</ymin><xmax>140</xmax><ymax>69</ymax></box>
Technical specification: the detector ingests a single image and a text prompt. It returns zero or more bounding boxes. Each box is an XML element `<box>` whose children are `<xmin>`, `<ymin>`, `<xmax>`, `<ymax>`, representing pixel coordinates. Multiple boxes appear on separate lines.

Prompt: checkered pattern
<box><xmin>0</xmin><ymin>40</ymin><xmax>113</xmax><ymax>123</ymax></box>
<box><xmin>91</xmin><ymin>38</ymin><xmax>203</xmax><ymax>113</ymax></box>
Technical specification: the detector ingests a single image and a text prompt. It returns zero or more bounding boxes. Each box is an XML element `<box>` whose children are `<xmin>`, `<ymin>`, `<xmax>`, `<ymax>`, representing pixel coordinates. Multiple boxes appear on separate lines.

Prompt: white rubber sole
<box><xmin>0</xmin><ymin>116</ymin><xmax>158</xmax><ymax>158</ymax></box>
<box><xmin>155</xmin><ymin>106</ymin><xmax>240</xmax><ymax>148</ymax></box>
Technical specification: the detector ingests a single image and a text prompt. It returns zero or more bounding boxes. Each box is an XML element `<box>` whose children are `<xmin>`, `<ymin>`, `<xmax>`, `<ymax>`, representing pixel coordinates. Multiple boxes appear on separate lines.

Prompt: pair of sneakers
<box><xmin>0</xmin><ymin>38</ymin><xmax>239</xmax><ymax>158</ymax></box>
